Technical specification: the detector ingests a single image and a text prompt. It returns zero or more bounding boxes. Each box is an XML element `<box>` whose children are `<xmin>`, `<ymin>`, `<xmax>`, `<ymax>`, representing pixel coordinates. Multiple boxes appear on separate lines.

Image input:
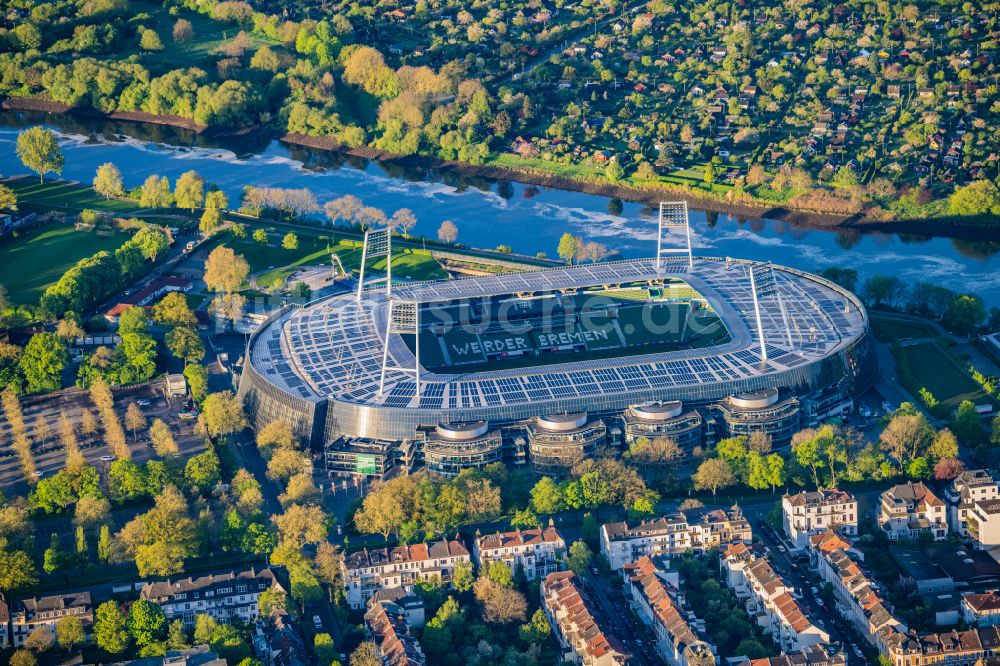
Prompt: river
<box><xmin>1</xmin><ymin>110</ymin><xmax>998</xmax><ymax>306</ymax></box>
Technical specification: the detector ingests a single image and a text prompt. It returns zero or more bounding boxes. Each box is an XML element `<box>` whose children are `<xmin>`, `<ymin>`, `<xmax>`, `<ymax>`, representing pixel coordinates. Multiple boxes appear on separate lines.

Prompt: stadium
<box><xmin>237</xmin><ymin>205</ymin><xmax>877</xmax><ymax>477</ymax></box>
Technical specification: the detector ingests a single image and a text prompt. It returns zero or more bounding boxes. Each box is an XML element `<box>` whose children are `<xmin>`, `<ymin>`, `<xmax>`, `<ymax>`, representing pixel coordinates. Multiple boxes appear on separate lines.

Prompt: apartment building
<box><xmin>946</xmin><ymin>469</ymin><xmax>1000</xmax><ymax>537</ymax></box>
<box><xmin>965</xmin><ymin>498</ymin><xmax>1000</xmax><ymax>550</ymax></box>
<box><xmin>342</xmin><ymin>538</ymin><xmax>471</xmax><ymax>609</ymax></box>
<box><xmin>365</xmin><ymin>599</ymin><xmax>426</xmax><ymax>666</ymax></box>
<box><xmin>541</xmin><ymin>571</ymin><xmax>628</xmax><ymax>665</ymax></box>
<box><xmin>601</xmin><ymin>506</ymin><xmax>752</xmax><ymax>570</ymax></box>
<box><xmin>878</xmin><ymin>482</ymin><xmax>947</xmax><ymax>541</ymax></box>
<box><xmin>11</xmin><ymin>592</ymin><xmax>93</xmax><ymax>648</ymax></box>
<box><xmin>781</xmin><ymin>489</ymin><xmax>858</xmax><ymax>549</ymax></box>
<box><xmin>962</xmin><ymin>591</ymin><xmax>1000</xmax><ymax>627</ymax></box>
<box><xmin>0</xmin><ymin>594</ymin><xmax>8</xmax><ymax>648</ymax></box>
<box><xmin>622</xmin><ymin>556</ymin><xmax>716</xmax><ymax>666</ymax></box>
<box><xmin>473</xmin><ymin>522</ymin><xmax>566</xmax><ymax>581</ymax></box>
<box><xmin>140</xmin><ymin>568</ymin><xmax>283</xmax><ymax>627</ymax></box>
<box><xmin>721</xmin><ymin>543</ymin><xmax>830</xmax><ymax>653</ymax></box>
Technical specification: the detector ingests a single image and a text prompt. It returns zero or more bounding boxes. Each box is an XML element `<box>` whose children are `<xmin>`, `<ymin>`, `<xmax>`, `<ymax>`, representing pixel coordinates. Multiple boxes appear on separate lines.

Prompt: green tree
<box><xmin>118</xmin><ymin>306</ymin><xmax>150</xmax><ymax>335</ymax></box>
<box><xmin>153</xmin><ymin>292</ymin><xmax>197</xmax><ymax>328</ymax></box>
<box><xmin>94</xmin><ymin>601</ymin><xmax>130</xmax><ymax>654</ymax></box>
<box><xmin>943</xmin><ymin>294</ymin><xmax>986</xmax><ymax>336</ymax></box>
<box><xmin>185</xmin><ymin>448</ymin><xmax>221</xmax><ymax>491</ymax></box>
<box><xmin>530</xmin><ymin>476</ymin><xmax>563</xmax><ymax>514</ymax></box>
<box><xmin>282</xmin><ymin>233</ymin><xmax>299</xmax><ymax>250</ymax></box>
<box><xmin>953</xmin><ymin>400</ymin><xmax>985</xmax><ymax>446</ymax></box>
<box><xmin>184</xmin><ymin>364</ymin><xmax>209</xmax><ymax>402</ymax></box>
<box><xmin>17</xmin><ymin>126</ymin><xmax>64</xmax><ymax>183</ymax></box>
<box><xmin>174</xmin><ymin>171</ymin><xmax>205</xmax><ymax>212</ymax></box>
<box><xmin>693</xmin><ymin>458</ymin><xmax>736</xmax><ymax>496</ymax></box>
<box><xmin>453</xmin><ymin>560</ymin><xmax>474</xmax><ymax>592</ymax></box>
<box><xmin>56</xmin><ymin>615</ymin><xmax>86</xmax><ymax>650</ymax></box>
<box><xmin>566</xmin><ymin>540</ymin><xmax>592</xmax><ymax>574</ymax></box>
<box><xmin>510</xmin><ymin>507</ymin><xmax>540</xmax><ymax>530</ymax></box>
<box><xmin>43</xmin><ymin>533</ymin><xmax>64</xmax><ymax>574</ymax></box>
<box><xmin>10</xmin><ymin>650</ymin><xmax>36</xmax><ymax>666</ymax></box>
<box><xmin>253</xmin><ymin>228</ymin><xmax>268</xmax><ymax>244</ymax></box>
<box><xmin>166</xmin><ymin>327</ymin><xmax>204</xmax><ymax>365</ymax></box>
<box><xmin>20</xmin><ymin>332</ymin><xmax>67</xmax><ymax>393</ymax></box>
<box><xmin>703</xmin><ymin>160</ymin><xmax>715</xmax><ymax>188</ymax></box>
<box><xmin>949</xmin><ymin>180</ymin><xmax>1000</xmax><ymax>217</ymax></box>
<box><xmin>127</xmin><ymin>599</ymin><xmax>167</xmax><ymax>647</ymax></box>
<box><xmin>556</xmin><ymin>233</ymin><xmax>581</xmax><ymax>264</ymax></box>
<box><xmin>605</xmin><ymin>158</ymin><xmax>625</xmax><ymax>182</ymax></box>
<box><xmin>201</xmin><ymin>391</ymin><xmax>247</xmax><ymax>437</ymax></box>
<box><xmin>139</xmin><ymin>28</ymin><xmax>164</xmax><ymax>51</ymax></box>
<box><xmin>94</xmin><ymin>163</ymin><xmax>125</xmax><ymax>199</ymax></box>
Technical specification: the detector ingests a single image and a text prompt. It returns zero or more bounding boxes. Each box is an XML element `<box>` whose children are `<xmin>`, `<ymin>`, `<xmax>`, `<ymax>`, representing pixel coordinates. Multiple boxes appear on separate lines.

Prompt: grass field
<box><xmin>870</xmin><ymin>312</ymin><xmax>939</xmax><ymax>342</ymax></box>
<box><xmin>897</xmin><ymin>341</ymin><xmax>988</xmax><ymax>407</ymax></box>
<box><xmin>0</xmin><ymin>225</ymin><xmax>130</xmax><ymax>303</ymax></box>
<box><xmin>8</xmin><ymin>178</ymin><xmax>142</xmax><ymax>216</ymax></box>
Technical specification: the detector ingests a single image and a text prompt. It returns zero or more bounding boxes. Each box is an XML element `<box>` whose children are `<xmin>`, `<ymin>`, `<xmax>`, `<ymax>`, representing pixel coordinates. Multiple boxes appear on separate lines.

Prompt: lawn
<box><xmin>869</xmin><ymin>312</ymin><xmax>939</xmax><ymax>342</ymax></box>
<box><xmin>897</xmin><ymin>341</ymin><xmax>988</xmax><ymax>407</ymax></box>
<box><xmin>8</xmin><ymin>178</ymin><xmax>142</xmax><ymax>216</ymax></box>
<box><xmin>0</xmin><ymin>224</ymin><xmax>130</xmax><ymax>303</ymax></box>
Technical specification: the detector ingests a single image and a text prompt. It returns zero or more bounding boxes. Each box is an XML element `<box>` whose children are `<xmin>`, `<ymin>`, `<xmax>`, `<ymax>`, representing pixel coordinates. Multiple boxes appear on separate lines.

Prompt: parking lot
<box><xmin>0</xmin><ymin>377</ymin><xmax>206</xmax><ymax>491</ymax></box>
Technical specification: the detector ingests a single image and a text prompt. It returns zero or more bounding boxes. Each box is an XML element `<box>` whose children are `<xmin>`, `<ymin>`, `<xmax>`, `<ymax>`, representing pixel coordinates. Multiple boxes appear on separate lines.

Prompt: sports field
<box><xmin>897</xmin><ymin>341</ymin><xmax>988</xmax><ymax>407</ymax></box>
<box><xmin>409</xmin><ymin>287</ymin><xmax>730</xmax><ymax>373</ymax></box>
<box><xmin>0</xmin><ymin>224</ymin><xmax>129</xmax><ymax>304</ymax></box>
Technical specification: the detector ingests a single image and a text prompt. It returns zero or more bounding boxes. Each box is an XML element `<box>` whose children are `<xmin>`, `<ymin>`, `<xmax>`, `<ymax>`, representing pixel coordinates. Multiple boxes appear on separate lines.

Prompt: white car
<box><xmin>136</xmin><ymin>399</ymin><xmax>151</xmax><ymax>407</ymax></box>
<box><xmin>312</xmin><ymin>615</ymin><xmax>322</xmax><ymax>630</ymax></box>
<box><xmin>100</xmin><ymin>455</ymin><xmax>116</xmax><ymax>462</ymax></box>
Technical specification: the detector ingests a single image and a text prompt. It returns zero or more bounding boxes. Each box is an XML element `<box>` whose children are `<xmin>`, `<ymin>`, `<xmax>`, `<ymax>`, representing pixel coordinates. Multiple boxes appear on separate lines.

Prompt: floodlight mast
<box><xmin>379</xmin><ymin>299</ymin><xmax>421</xmax><ymax>397</ymax></box>
<box><xmin>748</xmin><ymin>261</ymin><xmax>795</xmax><ymax>363</ymax></box>
<box><xmin>356</xmin><ymin>228</ymin><xmax>392</xmax><ymax>301</ymax></box>
<box><xmin>656</xmin><ymin>201</ymin><xmax>693</xmax><ymax>272</ymax></box>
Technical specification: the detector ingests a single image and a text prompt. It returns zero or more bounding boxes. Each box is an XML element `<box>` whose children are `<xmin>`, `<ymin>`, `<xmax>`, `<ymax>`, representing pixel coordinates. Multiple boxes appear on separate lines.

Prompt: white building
<box><xmin>601</xmin><ymin>506</ymin><xmax>752</xmax><ymax>570</ymax></box>
<box><xmin>622</xmin><ymin>557</ymin><xmax>715</xmax><ymax>666</ymax></box>
<box><xmin>961</xmin><ymin>591</ymin><xmax>1000</xmax><ymax>627</ymax></box>
<box><xmin>541</xmin><ymin>571</ymin><xmax>628</xmax><ymax>665</ymax></box>
<box><xmin>720</xmin><ymin>543</ymin><xmax>829</xmax><ymax>653</ymax></box>
<box><xmin>473</xmin><ymin>522</ymin><xmax>566</xmax><ymax>581</ymax></box>
<box><xmin>781</xmin><ymin>489</ymin><xmax>857</xmax><ymax>549</ymax></box>
<box><xmin>140</xmin><ymin>568</ymin><xmax>283</xmax><ymax>626</ymax></box>
<box><xmin>11</xmin><ymin>592</ymin><xmax>92</xmax><ymax>648</ymax></box>
<box><xmin>342</xmin><ymin>538</ymin><xmax>471</xmax><ymax>609</ymax></box>
<box><xmin>966</xmin><ymin>498</ymin><xmax>1000</xmax><ymax>550</ymax></box>
<box><xmin>945</xmin><ymin>469</ymin><xmax>1000</xmax><ymax>538</ymax></box>
<box><xmin>878</xmin><ymin>482</ymin><xmax>947</xmax><ymax>541</ymax></box>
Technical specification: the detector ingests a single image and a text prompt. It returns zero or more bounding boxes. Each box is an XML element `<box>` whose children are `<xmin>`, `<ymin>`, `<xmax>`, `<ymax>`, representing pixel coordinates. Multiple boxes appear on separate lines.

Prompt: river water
<box><xmin>1</xmin><ymin>111</ymin><xmax>998</xmax><ymax>306</ymax></box>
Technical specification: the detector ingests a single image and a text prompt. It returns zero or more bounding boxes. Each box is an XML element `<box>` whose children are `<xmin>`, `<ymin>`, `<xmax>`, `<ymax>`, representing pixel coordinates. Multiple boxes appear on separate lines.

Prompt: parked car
<box><xmin>313</xmin><ymin>615</ymin><xmax>322</xmax><ymax>630</ymax></box>
<box><xmin>100</xmin><ymin>455</ymin><xmax>116</xmax><ymax>462</ymax></box>
<box><xmin>136</xmin><ymin>399</ymin><xmax>151</xmax><ymax>407</ymax></box>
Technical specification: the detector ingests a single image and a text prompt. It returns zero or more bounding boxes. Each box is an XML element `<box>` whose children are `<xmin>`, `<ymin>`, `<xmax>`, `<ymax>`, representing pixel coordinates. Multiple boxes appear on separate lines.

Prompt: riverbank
<box><xmin>5</xmin><ymin>96</ymin><xmax>996</xmax><ymax>239</ymax></box>
<box><xmin>281</xmin><ymin>132</ymin><xmax>1000</xmax><ymax>242</ymax></box>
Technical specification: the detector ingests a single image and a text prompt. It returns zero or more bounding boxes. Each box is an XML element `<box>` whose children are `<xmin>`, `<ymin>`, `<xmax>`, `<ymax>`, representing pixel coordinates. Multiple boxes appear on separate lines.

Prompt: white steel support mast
<box><xmin>356</xmin><ymin>228</ymin><xmax>392</xmax><ymax>301</ymax></box>
<box><xmin>656</xmin><ymin>201</ymin><xmax>693</xmax><ymax>272</ymax></box>
<box><xmin>379</xmin><ymin>299</ymin><xmax>421</xmax><ymax>397</ymax></box>
<box><xmin>748</xmin><ymin>261</ymin><xmax>794</xmax><ymax>362</ymax></box>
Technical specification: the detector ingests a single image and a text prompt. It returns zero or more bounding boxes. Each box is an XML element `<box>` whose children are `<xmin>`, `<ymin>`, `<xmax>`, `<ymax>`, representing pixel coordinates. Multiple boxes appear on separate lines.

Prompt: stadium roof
<box><xmin>250</xmin><ymin>257</ymin><xmax>867</xmax><ymax>412</ymax></box>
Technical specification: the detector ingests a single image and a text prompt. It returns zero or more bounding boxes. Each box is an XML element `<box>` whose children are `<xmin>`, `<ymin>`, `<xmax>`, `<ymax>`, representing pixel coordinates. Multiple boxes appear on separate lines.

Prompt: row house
<box><xmin>806</xmin><ymin>528</ymin><xmax>1000</xmax><ymax>665</ymax></box>
<box><xmin>364</xmin><ymin>599</ymin><xmax>426</xmax><ymax>666</ymax></box>
<box><xmin>342</xmin><ymin>538</ymin><xmax>470</xmax><ymax>609</ymax></box>
<box><xmin>946</xmin><ymin>469</ymin><xmax>1000</xmax><ymax>537</ymax></box>
<box><xmin>730</xmin><ymin>644</ymin><xmax>845</xmax><ymax>666</ymax></box>
<box><xmin>252</xmin><ymin>608</ymin><xmax>308</xmax><ymax>666</ymax></box>
<box><xmin>781</xmin><ymin>489</ymin><xmax>858</xmax><ymax>549</ymax></box>
<box><xmin>140</xmin><ymin>568</ymin><xmax>283</xmax><ymax>627</ymax></box>
<box><xmin>721</xmin><ymin>544</ymin><xmax>830</xmax><ymax>653</ymax></box>
<box><xmin>541</xmin><ymin>572</ymin><xmax>628</xmax><ymax>665</ymax></box>
<box><xmin>11</xmin><ymin>592</ymin><xmax>92</xmax><ymax>648</ymax></box>
<box><xmin>473</xmin><ymin>522</ymin><xmax>566</xmax><ymax>581</ymax></box>
<box><xmin>601</xmin><ymin>506</ymin><xmax>751</xmax><ymax>570</ymax></box>
<box><xmin>878</xmin><ymin>482</ymin><xmax>947</xmax><ymax>541</ymax></box>
<box><xmin>622</xmin><ymin>557</ymin><xmax>716</xmax><ymax>666</ymax></box>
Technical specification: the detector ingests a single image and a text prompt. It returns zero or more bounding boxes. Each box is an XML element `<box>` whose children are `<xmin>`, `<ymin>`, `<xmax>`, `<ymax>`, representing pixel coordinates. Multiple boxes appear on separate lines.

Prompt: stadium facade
<box><xmin>238</xmin><ymin>251</ymin><xmax>876</xmax><ymax>478</ymax></box>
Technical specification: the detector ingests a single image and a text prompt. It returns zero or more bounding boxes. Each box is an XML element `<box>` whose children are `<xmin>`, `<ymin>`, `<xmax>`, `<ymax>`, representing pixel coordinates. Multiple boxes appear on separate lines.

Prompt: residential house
<box><xmin>601</xmin><ymin>506</ymin><xmax>751</xmax><ymax>569</ymax></box>
<box><xmin>945</xmin><ymin>469</ymin><xmax>1000</xmax><ymax>537</ymax></box>
<box><xmin>878</xmin><ymin>482</ymin><xmax>947</xmax><ymax>541</ymax></box>
<box><xmin>342</xmin><ymin>539</ymin><xmax>470</xmax><ymax>609</ymax></box>
<box><xmin>368</xmin><ymin>587</ymin><xmax>425</xmax><ymax>628</ymax></box>
<box><xmin>0</xmin><ymin>594</ymin><xmax>8</xmax><ymax>648</ymax></box>
<box><xmin>473</xmin><ymin>522</ymin><xmax>566</xmax><ymax>581</ymax></box>
<box><xmin>622</xmin><ymin>557</ymin><xmax>715</xmax><ymax>666</ymax></box>
<box><xmin>11</xmin><ymin>592</ymin><xmax>93</xmax><ymax>648</ymax></box>
<box><xmin>541</xmin><ymin>572</ymin><xmax>628</xmax><ymax>665</ymax></box>
<box><xmin>140</xmin><ymin>568</ymin><xmax>284</xmax><ymax>627</ymax></box>
<box><xmin>962</xmin><ymin>591</ymin><xmax>1000</xmax><ymax>627</ymax></box>
<box><xmin>365</xmin><ymin>600</ymin><xmax>425</xmax><ymax>666</ymax></box>
<box><xmin>252</xmin><ymin>609</ymin><xmax>308</xmax><ymax>666</ymax></box>
<box><xmin>104</xmin><ymin>276</ymin><xmax>191</xmax><ymax>324</ymax></box>
<box><xmin>782</xmin><ymin>489</ymin><xmax>858</xmax><ymax>549</ymax></box>
<box><xmin>721</xmin><ymin>544</ymin><xmax>830</xmax><ymax>653</ymax></box>
<box><xmin>110</xmin><ymin>645</ymin><xmax>228</xmax><ymax>666</ymax></box>
<box><xmin>730</xmin><ymin>644</ymin><xmax>845</xmax><ymax>666</ymax></box>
